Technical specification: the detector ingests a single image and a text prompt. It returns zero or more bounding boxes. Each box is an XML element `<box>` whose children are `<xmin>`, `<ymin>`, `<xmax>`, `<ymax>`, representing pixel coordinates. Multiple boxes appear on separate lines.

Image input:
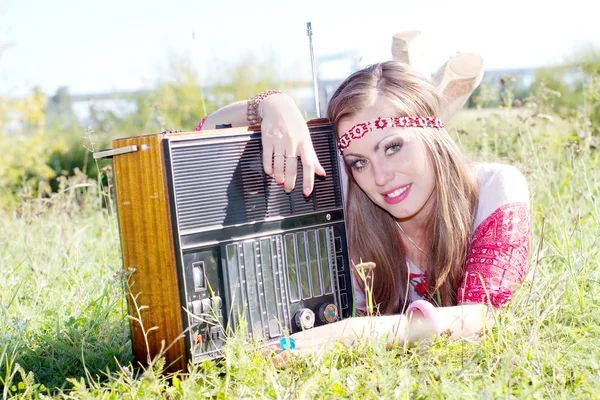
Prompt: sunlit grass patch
<box><xmin>1</xmin><ymin>83</ymin><xmax>600</xmax><ymax>398</ymax></box>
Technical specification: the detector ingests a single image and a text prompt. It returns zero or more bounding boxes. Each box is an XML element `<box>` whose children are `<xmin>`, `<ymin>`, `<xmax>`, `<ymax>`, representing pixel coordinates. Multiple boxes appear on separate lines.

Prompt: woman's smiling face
<box><xmin>339</xmin><ymin>103</ymin><xmax>436</xmax><ymax>221</ymax></box>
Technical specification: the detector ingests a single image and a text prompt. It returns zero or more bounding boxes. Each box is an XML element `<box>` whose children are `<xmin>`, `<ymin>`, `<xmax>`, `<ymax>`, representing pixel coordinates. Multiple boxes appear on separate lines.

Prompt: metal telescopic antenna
<box><xmin>307</xmin><ymin>22</ymin><xmax>321</xmax><ymax>118</ymax></box>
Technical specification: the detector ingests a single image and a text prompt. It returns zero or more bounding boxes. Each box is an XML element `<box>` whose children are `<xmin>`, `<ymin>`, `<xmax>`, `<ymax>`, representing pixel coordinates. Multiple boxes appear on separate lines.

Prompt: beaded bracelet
<box><xmin>247</xmin><ymin>90</ymin><xmax>282</xmax><ymax>125</ymax></box>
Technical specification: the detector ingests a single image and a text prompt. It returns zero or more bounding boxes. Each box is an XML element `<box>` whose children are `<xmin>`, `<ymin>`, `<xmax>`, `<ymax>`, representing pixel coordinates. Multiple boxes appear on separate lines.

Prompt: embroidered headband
<box><xmin>337</xmin><ymin>116</ymin><xmax>445</xmax><ymax>152</ymax></box>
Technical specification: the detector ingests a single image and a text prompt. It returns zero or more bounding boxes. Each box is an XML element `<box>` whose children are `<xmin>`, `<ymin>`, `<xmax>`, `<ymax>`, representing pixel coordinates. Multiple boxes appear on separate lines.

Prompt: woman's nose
<box><xmin>372</xmin><ymin>161</ymin><xmax>394</xmax><ymax>186</ymax></box>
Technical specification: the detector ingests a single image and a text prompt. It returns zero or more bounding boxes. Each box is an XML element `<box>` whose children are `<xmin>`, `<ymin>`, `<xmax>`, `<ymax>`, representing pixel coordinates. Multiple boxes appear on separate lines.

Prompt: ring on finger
<box><xmin>285</xmin><ymin>154</ymin><xmax>297</xmax><ymax>159</ymax></box>
<box><xmin>274</xmin><ymin>152</ymin><xmax>285</xmax><ymax>157</ymax></box>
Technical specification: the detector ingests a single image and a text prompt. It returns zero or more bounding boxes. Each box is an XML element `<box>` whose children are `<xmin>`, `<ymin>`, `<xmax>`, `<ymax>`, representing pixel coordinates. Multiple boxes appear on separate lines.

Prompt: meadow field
<box><xmin>1</xmin><ymin>74</ymin><xmax>600</xmax><ymax>398</ymax></box>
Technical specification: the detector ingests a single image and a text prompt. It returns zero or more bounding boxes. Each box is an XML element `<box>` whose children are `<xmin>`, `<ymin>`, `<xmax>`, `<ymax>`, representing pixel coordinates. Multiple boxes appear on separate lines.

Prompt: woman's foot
<box><xmin>431</xmin><ymin>52</ymin><xmax>484</xmax><ymax>123</ymax></box>
<box><xmin>391</xmin><ymin>32</ymin><xmax>484</xmax><ymax>122</ymax></box>
<box><xmin>391</xmin><ymin>30</ymin><xmax>429</xmax><ymax>79</ymax></box>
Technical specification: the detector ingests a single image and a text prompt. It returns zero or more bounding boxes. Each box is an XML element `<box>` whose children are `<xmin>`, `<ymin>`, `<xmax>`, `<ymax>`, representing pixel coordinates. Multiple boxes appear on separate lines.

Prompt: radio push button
<box><xmin>294</xmin><ymin>308</ymin><xmax>316</xmax><ymax>330</ymax></box>
<box><xmin>317</xmin><ymin>303</ymin><xmax>338</xmax><ymax>323</ymax></box>
<box><xmin>189</xmin><ymin>300</ymin><xmax>203</xmax><ymax>315</ymax></box>
<box><xmin>334</xmin><ymin>237</ymin><xmax>342</xmax><ymax>253</ymax></box>
<box><xmin>212</xmin><ymin>296</ymin><xmax>223</xmax><ymax>310</ymax></box>
<box><xmin>200</xmin><ymin>298</ymin><xmax>212</xmax><ymax>313</ymax></box>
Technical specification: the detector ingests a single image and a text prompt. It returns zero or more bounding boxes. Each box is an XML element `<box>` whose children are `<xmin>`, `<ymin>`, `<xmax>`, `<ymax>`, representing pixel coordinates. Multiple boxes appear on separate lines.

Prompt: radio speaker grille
<box><xmin>170</xmin><ymin>125</ymin><xmax>342</xmax><ymax>232</ymax></box>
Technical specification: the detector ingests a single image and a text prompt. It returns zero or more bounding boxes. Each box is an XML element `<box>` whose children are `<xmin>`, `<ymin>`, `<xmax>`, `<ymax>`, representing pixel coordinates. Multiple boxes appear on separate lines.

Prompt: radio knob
<box><xmin>294</xmin><ymin>308</ymin><xmax>315</xmax><ymax>330</ymax></box>
<box><xmin>189</xmin><ymin>300</ymin><xmax>203</xmax><ymax>315</ymax></box>
<box><xmin>212</xmin><ymin>296</ymin><xmax>223</xmax><ymax>309</ymax></box>
<box><xmin>200</xmin><ymin>298</ymin><xmax>212</xmax><ymax>313</ymax></box>
<box><xmin>317</xmin><ymin>303</ymin><xmax>338</xmax><ymax>324</ymax></box>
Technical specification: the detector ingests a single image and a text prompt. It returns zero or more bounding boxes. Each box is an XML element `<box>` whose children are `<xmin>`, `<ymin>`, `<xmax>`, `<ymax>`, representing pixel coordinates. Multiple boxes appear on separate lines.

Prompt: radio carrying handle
<box><xmin>92</xmin><ymin>145</ymin><xmax>139</xmax><ymax>160</ymax></box>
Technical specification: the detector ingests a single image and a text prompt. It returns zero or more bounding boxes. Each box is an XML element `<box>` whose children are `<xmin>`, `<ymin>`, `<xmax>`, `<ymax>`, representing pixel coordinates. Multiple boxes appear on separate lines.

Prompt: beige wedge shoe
<box><xmin>391</xmin><ymin>31</ymin><xmax>484</xmax><ymax>123</ymax></box>
<box><xmin>391</xmin><ymin>30</ymin><xmax>429</xmax><ymax>79</ymax></box>
<box><xmin>431</xmin><ymin>52</ymin><xmax>484</xmax><ymax>123</ymax></box>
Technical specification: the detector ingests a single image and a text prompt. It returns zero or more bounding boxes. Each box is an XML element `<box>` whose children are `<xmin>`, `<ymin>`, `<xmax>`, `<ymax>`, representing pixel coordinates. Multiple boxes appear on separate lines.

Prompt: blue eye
<box><xmin>385</xmin><ymin>142</ymin><xmax>403</xmax><ymax>155</ymax></box>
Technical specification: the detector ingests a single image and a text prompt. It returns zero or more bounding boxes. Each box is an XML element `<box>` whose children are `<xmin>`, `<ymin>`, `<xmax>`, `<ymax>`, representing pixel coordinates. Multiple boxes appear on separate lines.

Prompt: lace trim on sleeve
<box><xmin>458</xmin><ymin>202</ymin><xmax>530</xmax><ymax>308</ymax></box>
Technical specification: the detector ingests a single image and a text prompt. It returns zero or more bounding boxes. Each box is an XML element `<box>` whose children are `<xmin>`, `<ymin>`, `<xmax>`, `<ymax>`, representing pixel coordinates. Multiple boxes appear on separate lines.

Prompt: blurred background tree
<box><xmin>0</xmin><ymin>52</ymin><xmax>291</xmax><ymax>204</ymax></box>
<box><xmin>0</xmin><ymin>88</ymin><xmax>59</xmax><ymax>188</ymax></box>
<box><xmin>0</xmin><ymin>46</ymin><xmax>598</xmax><ymax>206</ymax></box>
<box><xmin>531</xmin><ymin>46</ymin><xmax>600</xmax><ymax>139</ymax></box>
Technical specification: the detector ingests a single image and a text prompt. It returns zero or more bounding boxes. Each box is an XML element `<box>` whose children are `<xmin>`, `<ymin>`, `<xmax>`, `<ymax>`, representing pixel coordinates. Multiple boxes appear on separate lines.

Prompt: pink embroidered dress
<box><xmin>351</xmin><ymin>163</ymin><xmax>530</xmax><ymax>310</ymax></box>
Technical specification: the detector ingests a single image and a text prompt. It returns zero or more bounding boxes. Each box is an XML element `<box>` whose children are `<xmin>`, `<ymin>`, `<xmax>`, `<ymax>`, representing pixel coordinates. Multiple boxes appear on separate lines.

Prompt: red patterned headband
<box><xmin>337</xmin><ymin>116</ymin><xmax>444</xmax><ymax>152</ymax></box>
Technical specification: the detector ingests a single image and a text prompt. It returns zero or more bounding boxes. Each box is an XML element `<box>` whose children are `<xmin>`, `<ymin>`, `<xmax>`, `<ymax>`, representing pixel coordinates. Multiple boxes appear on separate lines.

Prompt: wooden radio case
<box><xmin>96</xmin><ymin>120</ymin><xmax>353</xmax><ymax>371</ymax></box>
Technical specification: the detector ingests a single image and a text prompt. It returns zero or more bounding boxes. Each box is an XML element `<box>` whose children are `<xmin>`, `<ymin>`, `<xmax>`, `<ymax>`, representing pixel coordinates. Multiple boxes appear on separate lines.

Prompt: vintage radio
<box><xmin>95</xmin><ymin>120</ymin><xmax>354</xmax><ymax>371</ymax></box>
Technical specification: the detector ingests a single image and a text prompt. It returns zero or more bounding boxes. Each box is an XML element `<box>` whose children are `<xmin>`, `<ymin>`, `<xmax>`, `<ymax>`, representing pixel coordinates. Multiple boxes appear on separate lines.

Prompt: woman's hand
<box><xmin>287</xmin><ymin>318</ymin><xmax>359</xmax><ymax>353</ymax></box>
<box><xmin>260</xmin><ymin>93</ymin><xmax>326</xmax><ymax>196</ymax></box>
<box><xmin>264</xmin><ymin>318</ymin><xmax>361</xmax><ymax>367</ymax></box>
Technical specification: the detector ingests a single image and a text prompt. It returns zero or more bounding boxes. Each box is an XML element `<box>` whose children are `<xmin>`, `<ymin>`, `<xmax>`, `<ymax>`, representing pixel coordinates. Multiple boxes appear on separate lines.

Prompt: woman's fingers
<box><xmin>265</xmin><ymin>139</ymin><xmax>327</xmax><ymax>195</ymax></box>
<box><xmin>258</xmin><ymin>339</ymin><xmax>303</xmax><ymax>368</ymax></box>
<box><xmin>271</xmin><ymin>350</ymin><xmax>301</xmax><ymax>368</ymax></box>
<box><xmin>262</xmin><ymin>137</ymin><xmax>275</xmax><ymax>178</ymax></box>
<box><xmin>299</xmin><ymin>142</ymin><xmax>326</xmax><ymax>196</ymax></box>
<box><xmin>272</xmin><ymin>147</ymin><xmax>286</xmax><ymax>184</ymax></box>
<box><xmin>283</xmin><ymin>154</ymin><xmax>298</xmax><ymax>193</ymax></box>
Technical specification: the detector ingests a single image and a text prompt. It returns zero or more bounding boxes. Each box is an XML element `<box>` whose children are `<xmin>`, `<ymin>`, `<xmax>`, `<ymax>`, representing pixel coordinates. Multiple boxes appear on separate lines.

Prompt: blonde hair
<box><xmin>327</xmin><ymin>61</ymin><xmax>479</xmax><ymax>313</ymax></box>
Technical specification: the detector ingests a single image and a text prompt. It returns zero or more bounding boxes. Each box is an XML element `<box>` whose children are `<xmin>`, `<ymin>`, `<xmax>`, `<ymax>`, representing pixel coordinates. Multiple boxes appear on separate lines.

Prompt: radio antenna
<box><xmin>306</xmin><ymin>22</ymin><xmax>321</xmax><ymax>118</ymax></box>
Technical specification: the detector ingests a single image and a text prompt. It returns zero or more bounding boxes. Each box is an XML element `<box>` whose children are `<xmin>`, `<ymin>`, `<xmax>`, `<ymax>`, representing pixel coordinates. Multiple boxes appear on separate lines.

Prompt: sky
<box><xmin>1</xmin><ymin>0</ymin><xmax>599</xmax><ymax>97</ymax></box>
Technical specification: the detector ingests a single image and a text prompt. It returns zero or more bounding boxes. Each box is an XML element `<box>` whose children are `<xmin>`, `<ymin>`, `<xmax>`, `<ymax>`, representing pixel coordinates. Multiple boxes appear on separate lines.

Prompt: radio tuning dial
<box><xmin>294</xmin><ymin>308</ymin><xmax>315</xmax><ymax>330</ymax></box>
<box><xmin>318</xmin><ymin>303</ymin><xmax>339</xmax><ymax>323</ymax></box>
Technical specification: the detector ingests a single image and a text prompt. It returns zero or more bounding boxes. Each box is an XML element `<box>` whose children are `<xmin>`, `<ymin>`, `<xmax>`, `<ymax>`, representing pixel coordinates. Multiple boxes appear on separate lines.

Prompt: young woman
<box><xmin>196</xmin><ymin>61</ymin><xmax>530</xmax><ymax>352</ymax></box>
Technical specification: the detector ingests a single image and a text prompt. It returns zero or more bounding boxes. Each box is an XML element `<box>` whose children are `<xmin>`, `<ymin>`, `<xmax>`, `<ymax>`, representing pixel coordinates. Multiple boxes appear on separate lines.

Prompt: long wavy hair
<box><xmin>327</xmin><ymin>61</ymin><xmax>479</xmax><ymax>313</ymax></box>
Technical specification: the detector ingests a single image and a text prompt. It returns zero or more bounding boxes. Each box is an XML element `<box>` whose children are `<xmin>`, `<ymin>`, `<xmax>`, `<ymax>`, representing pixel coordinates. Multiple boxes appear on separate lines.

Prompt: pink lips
<box><xmin>382</xmin><ymin>184</ymin><xmax>412</xmax><ymax>205</ymax></box>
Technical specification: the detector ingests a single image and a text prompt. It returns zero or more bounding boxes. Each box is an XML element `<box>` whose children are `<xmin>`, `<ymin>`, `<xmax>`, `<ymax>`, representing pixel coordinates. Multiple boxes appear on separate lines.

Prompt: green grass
<box><xmin>1</xmin><ymin>102</ymin><xmax>600</xmax><ymax>398</ymax></box>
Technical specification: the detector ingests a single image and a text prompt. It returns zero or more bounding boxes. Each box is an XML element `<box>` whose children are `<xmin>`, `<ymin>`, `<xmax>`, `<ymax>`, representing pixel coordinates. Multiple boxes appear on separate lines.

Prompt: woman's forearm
<box><xmin>442</xmin><ymin>303</ymin><xmax>496</xmax><ymax>339</ymax></box>
<box><xmin>199</xmin><ymin>100</ymin><xmax>249</xmax><ymax>130</ymax></box>
<box><xmin>347</xmin><ymin>303</ymin><xmax>494</xmax><ymax>346</ymax></box>
<box><xmin>287</xmin><ymin>303</ymin><xmax>494</xmax><ymax>353</ymax></box>
<box><xmin>198</xmin><ymin>92</ymin><xmax>297</xmax><ymax>131</ymax></box>
<box><xmin>322</xmin><ymin>314</ymin><xmax>434</xmax><ymax>347</ymax></box>
<box><xmin>401</xmin><ymin>303</ymin><xmax>494</xmax><ymax>342</ymax></box>
<box><xmin>357</xmin><ymin>314</ymin><xmax>437</xmax><ymax>345</ymax></box>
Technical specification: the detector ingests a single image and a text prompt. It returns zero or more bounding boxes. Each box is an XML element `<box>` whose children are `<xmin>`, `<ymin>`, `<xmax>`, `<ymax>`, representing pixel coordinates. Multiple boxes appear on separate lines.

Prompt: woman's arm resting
<box><xmin>286</xmin><ymin>303</ymin><xmax>495</xmax><ymax>353</ymax></box>
<box><xmin>424</xmin><ymin>303</ymin><xmax>495</xmax><ymax>339</ymax></box>
<box><xmin>199</xmin><ymin>101</ymin><xmax>249</xmax><ymax>130</ymax></box>
<box><xmin>405</xmin><ymin>300</ymin><xmax>495</xmax><ymax>339</ymax></box>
